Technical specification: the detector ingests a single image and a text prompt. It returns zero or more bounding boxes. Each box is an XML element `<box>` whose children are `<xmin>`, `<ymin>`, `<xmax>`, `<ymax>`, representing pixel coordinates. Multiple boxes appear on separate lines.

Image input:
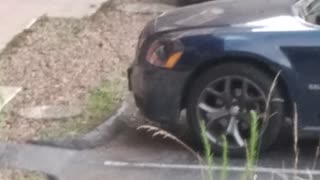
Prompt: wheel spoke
<box><xmin>242</xmin><ymin>79</ymin><xmax>249</xmax><ymax>97</ymax></box>
<box><xmin>206</xmin><ymin>131</ymin><xmax>217</xmax><ymax>143</ymax></box>
<box><xmin>225</xmin><ymin>116</ymin><xmax>245</xmax><ymax>147</ymax></box>
<box><xmin>271</xmin><ymin>98</ymin><xmax>284</xmax><ymax>103</ymax></box>
<box><xmin>226</xmin><ymin>116</ymin><xmax>237</xmax><ymax>134</ymax></box>
<box><xmin>223</xmin><ymin>77</ymin><xmax>233</xmax><ymax>106</ymax></box>
<box><xmin>224</xmin><ymin>77</ymin><xmax>232</xmax><ymax>96</ymax></box>
<box><xmin>198</xmin><ymin>102</ymin><xmax>229</xmax><ymax>120</ymax></box>
<box><xmin>232</xmin><ymin>125</ymin><xmax>245</xmax><ymax>147</ymax></box>
<box><xmin>198</xmin><ymin>102</ymin><xmax>217</xmax><ymax>113</ymax></box>
<box><xmin>206</xmin><ymin>87</ymin><xmax>222</xmax><ymax>97</ymax></box>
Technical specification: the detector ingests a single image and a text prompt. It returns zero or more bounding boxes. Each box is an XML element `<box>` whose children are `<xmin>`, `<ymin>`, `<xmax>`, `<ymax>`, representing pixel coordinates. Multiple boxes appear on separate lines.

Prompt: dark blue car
<box><xmin>128</xmin><ymin>0</ymin><xmax>320</xmax><ymax>156</ymax></box>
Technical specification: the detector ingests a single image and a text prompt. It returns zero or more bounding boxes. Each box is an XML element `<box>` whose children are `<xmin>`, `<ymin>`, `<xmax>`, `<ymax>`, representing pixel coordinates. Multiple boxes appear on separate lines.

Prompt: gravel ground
<box><xmin>0</xmin><ymin>1</ymin><xmax>155</xmax><ymax>142</ymax></box>
<box><xmin>0</xmin><ymin>0</ymin><xmax>174</xmax><ymax>179</ymax></box>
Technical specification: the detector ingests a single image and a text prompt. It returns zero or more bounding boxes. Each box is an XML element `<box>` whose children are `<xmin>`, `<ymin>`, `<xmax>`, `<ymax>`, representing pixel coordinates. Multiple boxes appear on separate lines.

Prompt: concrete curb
<box><xmin>28</xmin><ymin>96</ymin><xmax>130</xmax><ymax>150</ymax></box>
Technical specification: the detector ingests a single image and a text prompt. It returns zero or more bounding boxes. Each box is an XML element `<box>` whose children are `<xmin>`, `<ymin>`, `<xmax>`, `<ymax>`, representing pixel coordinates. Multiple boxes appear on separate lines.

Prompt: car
<box><xmin>128</xmin><ymin>0</ymin><xmax>320</xmax><ymax>156</ymax></box>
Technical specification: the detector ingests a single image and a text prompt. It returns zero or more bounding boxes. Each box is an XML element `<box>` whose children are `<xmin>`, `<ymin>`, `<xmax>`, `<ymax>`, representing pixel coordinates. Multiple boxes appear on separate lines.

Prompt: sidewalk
<box><xmin>0</xmin><ymin>0</ymin><xmax>108</xmax><ymax>51</ymax></box>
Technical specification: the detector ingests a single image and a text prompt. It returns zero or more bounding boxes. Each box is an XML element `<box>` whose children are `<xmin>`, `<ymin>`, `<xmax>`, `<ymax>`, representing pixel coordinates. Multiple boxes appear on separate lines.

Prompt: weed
<box><xmin>86</xmin><ymin>80</ymin><xmax>123</xmax><ymax>120</ymax></box>
<box><xmin>39</xmin><ymin>80</ymin><xmax>124</xmax><ymax>139</ymax></box>
<box><xmin>200</xmin><ymin>120</ymin><xmax>214</xmax><ymax>180</ymax></box>
<box><xmin>221</xmin><ymin>135</ymin><xmax>228</xmax><ymax>180</ymax></box>
<box><xmin>243</xmin><ymin>110</ymin><xmax>259</xmax><ymax>180</ymax></box>
<box><xmin>248</xmin><ymin>110</ymin><xmax>259</xmax><ymax>169</ymax></box>
<box><xmin>293</xmin><ymin>103</ymin><xmax>299</xmax><ymax>179</ymax></box>
<box><xmin>137</xmin><ymin>125</ymin><xmax>206</xmax><ymax>179</ymax></box>
<box><xmin>312</xmin><ymin>138</ymin><xmax>320</xmax><ymax>169</ymax></box>
<box><xmin>138</xmin><ymin>125</ymin><xmax>204</xmax><ymax>163</ymax></box>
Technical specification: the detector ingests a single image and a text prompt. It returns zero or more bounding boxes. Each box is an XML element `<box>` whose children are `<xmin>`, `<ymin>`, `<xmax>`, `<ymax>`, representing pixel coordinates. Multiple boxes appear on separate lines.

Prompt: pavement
<box><xmin>1</xmin><ymin>96</ymin><xmax>320</xmax><ymax>180</ymax></box>
<box><xmin>0</xmin><ymin>0</ymin><xmax>109</xmax><ymax>51</ymax></box>
<box><xmin>1</xmin><ymin>124</ymin><xmax>320</xmax><ymax>180</ymax></box>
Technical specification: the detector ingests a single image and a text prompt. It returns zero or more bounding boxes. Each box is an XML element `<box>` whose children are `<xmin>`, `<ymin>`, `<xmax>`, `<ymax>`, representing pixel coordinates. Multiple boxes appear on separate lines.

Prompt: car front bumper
<box><xmin>128</xmin><ymin>62</ymin><xmax>190</xmax><ymax>125</ymax></box>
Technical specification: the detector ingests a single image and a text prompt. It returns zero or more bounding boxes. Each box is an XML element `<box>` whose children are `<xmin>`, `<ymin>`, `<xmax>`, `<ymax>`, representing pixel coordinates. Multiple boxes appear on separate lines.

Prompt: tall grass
<box><xmin>312</xmin><ymin>138</ymin><xmax>320</xmax><ymax>170</ymax></box>
<box><xmin>243</xmin><ymin>110</ymin><xmax>259</xmax><ymax>180</ymax></box>
<box><xmin>137</xmin><ymin>124</ymin><xmax>205</xmax><ymax>164</ymax></box>
<box><xmin>200</xmin><ymin>120</ymin><xmax>214</xmax><ymax>180</ymax></box>
<box><xmin>293</xmin><ymin>103</ymin><xmax>299</xmax><ymax>179</ymax></box>
<box><xmin>248</xmin><ymin>110</ymin><xmax>259</xmax><ymax>168</ymax></box>
<box><xmin>137</xmin><ymin>124</ymin><xmax>206</xmax><ymax>180</ymax></box>
<box><xmin>221</xmin><ymin>135</ymin><xmax>228</xmax><ymax>180</ymax></box>
<box><xmin>198</xmin><ymin>111</ymin><xmax>259</xmax><ymax>180</ymax></box>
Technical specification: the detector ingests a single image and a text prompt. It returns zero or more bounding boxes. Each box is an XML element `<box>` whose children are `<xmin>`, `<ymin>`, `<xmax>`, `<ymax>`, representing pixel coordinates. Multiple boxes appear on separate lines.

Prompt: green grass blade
<box><xmin>243</xmin><ymin>110</ymin><xmax>259</xmax><ymax>180</ymax></box>
<box><xmin>221</xmin><ymin>135</ymin><xmax>228</xmax><ymax>180</ymax></box>
<box><xmin>200</xmin><ymin>120</ymin><xmax>214</xmax><ymax>180</ymax></box>
<box><xmin>248</xmin><ymin>110</ymin><xmax>258</xmax><ymax>168</ymax></box>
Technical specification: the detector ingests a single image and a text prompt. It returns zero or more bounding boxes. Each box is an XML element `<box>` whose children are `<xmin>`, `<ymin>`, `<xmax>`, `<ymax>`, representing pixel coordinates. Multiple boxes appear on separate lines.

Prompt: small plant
<box><xmin>39</xmin><ymin>80</ymin><xmax>124</xmax><ymax>139</ymax></box>
<box><xmin>137</xmin><ymin>125</ymin><xmax>204</xmax><ymax>164</ymax></box>
<box><xmin>221</xmin><ymin>135</ymin><xmax>228</xmax><ymax>180</ymax></box>
<box><xmin>200</xmin><ymin>120</ymin><xmax>214</xmax><ymax>180</ymax></box>
<box><xmin>312</xmin><ymin>138</ymin><xmax>320</xmax><ymax>170</ymax></box>
<box><xmin>293</xmin><ymin>103</ymin><xmax>299</xmax><ymax>179</ymax></box>
<box><xmin>243</xmin><ymin>110</ymin><xmax>259</xmax><ymax>180</ymax></box>
<box><xmin>86</xmin><ymin>80</ymin><xmax>123</xmax><ymax>120</ymax></box>
<box><xmin>137</xmin><ymin>125</ymin><xmax>206</xmax><ymax>179</ymax></box>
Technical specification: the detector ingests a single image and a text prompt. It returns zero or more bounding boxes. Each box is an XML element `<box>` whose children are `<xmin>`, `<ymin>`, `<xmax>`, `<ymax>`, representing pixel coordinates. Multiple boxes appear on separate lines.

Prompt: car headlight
<box><xmin>145</xmin><ymin>38</ymin><xmax>184</xmax><ymax>69</ymax></box>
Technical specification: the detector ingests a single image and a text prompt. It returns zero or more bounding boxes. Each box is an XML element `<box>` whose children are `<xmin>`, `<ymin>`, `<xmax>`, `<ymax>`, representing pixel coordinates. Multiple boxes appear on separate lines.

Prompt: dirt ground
<box><xmin>0</xmin><ymin>0</ymin><xmax>174</xmax><ymax>179</ymax></box>
<box><xmin>0</xmin><ymin>1</ymin><xmax>155</xmax><ymax>141</ymax></box>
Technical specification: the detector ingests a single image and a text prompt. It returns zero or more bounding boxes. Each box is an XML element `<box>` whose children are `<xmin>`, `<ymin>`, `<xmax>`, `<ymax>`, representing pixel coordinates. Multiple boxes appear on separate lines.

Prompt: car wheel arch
<box><xmin>180</xmin><ymin>55</ymin><xmax>293</xmax><ymax>118</ymax></box>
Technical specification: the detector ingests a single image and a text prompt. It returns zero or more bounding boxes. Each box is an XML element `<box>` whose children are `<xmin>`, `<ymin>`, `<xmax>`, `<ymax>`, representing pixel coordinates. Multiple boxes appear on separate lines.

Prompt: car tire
<box><xmin>186</xmin><ymin>62</ymin><xmax>285</xmax><ymax>157</ymax></box>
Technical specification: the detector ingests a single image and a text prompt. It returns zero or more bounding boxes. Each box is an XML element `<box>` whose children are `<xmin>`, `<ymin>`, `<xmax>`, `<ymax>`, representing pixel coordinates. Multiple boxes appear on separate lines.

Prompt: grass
<box><xmin>199</xmin><ymin>111</ymin><xmax>259</xmax><ymax>180</ymax></box>
<box><xmin>137</xmin><ymin>125</ymin><xmax>204</xmax><ymax>164</ymax></box>
<box><xmin>0</xmin><ymin>170</ymin><xmax>48</xmax><ymax>180</ymax></box>
<box><xmin>200</xmin><ymin>120</ymin><xmax>214</xmax><ymax>180</ymax></box>
<box><xmin>243</xmin><ymin>110</ymin><xmax>259</xmax><ymax>180</ymax></box>
<box><xmin>86</xmin><ymin>80</ymin><xmax>124</xmax><ymax>121</ymax></box>
<box><xmin>293</xmin><ymin>103</ymin><xmax>299</xmax><ymax>178</ymax></box>
<box><xmin>39</xmin><ymin>80</ymin><xmax>125</xmax><ymax>139</ymax></box>
<box><xmin>312</xmin><ymin>138</ymin><xmax>320</xmax><ymax>169</ymax></box>
<box><xmin>197</xmin><ymin>109</ymin><xmax>259</xmax><ymax>180</ymax></box>
<box><xmin>221</xmin><ymin>135</ymin><xmax>228</xmax><ymax>180</ymax></box>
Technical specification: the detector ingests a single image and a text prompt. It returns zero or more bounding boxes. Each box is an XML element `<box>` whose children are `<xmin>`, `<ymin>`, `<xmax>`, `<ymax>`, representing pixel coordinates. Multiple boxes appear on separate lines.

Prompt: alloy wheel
<box><xmin>196</xmin><ymin>76</ymin><xmax>268</xmax><ymax>148</ymax></box>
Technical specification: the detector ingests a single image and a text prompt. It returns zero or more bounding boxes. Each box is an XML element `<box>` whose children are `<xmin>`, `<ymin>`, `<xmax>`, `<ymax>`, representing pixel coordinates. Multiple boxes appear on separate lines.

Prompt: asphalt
<box><xmin>1</xmin><ymin>97</ymin><xmax>320</xmax><ymax>180</ymax></box>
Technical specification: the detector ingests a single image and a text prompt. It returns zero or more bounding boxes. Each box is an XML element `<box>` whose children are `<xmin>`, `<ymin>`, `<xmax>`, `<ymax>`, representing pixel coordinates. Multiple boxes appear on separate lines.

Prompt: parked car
<box><xmin>128</xmin><ymin>0</ymin><xmax>320</xmax><ymax>156</ymax></box>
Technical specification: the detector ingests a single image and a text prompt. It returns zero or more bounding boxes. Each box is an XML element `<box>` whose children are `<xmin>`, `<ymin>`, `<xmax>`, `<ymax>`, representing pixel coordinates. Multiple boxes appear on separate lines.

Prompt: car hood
<box><xmin>152</xmin><ymin>0</ymin><xmax>296</xmax><ymax>32</ymax></box>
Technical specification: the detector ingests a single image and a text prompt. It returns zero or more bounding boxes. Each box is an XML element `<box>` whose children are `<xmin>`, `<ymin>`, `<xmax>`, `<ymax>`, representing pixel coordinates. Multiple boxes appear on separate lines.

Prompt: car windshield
<box><xmin>294</xmin><ymin>0</ymin><xmax>320</xmax><ymax>24</ymax></box>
